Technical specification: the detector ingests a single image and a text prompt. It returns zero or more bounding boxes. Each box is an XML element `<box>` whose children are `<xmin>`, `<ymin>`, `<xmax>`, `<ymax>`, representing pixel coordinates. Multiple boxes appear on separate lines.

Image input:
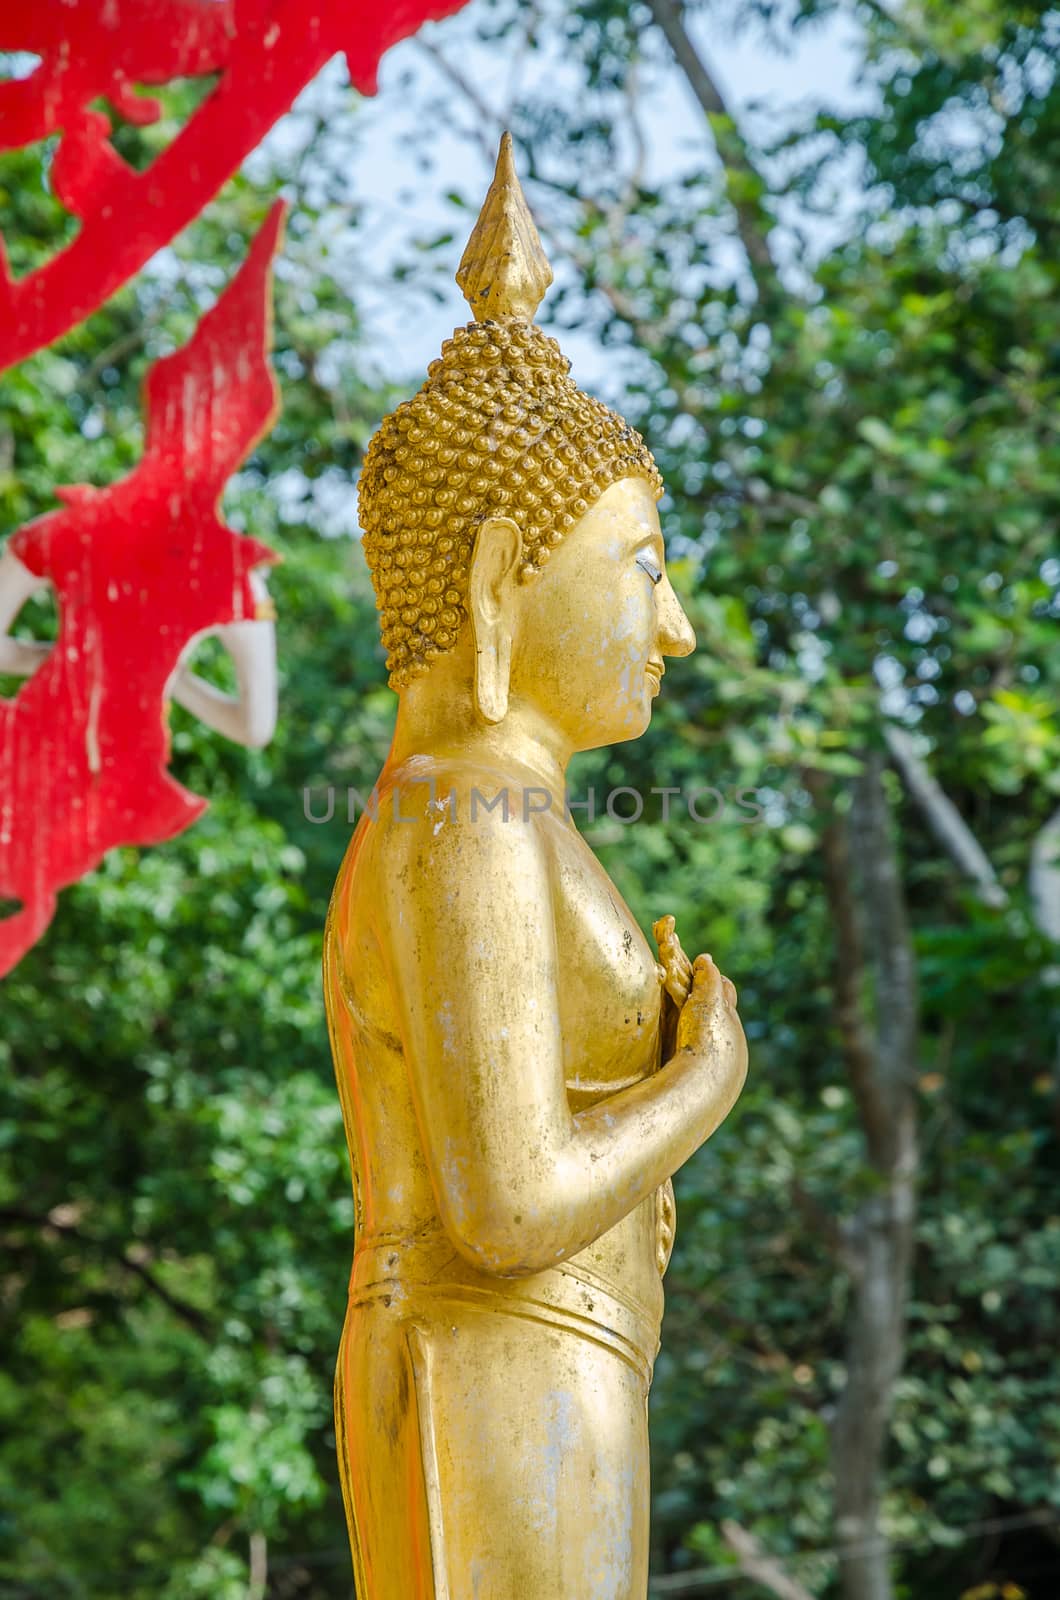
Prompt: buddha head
<box><xmin>358</xmin><ymin>135</ymin><xmax>694</xmax><ymax>751</ymax></box>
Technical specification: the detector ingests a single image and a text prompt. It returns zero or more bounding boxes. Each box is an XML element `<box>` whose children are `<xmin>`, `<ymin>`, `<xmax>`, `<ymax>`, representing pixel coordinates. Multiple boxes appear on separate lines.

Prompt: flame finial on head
<box><xmin>456</xmin><ymin>133</ymin><xmax>553</xmax><ymax>322</ymax></box>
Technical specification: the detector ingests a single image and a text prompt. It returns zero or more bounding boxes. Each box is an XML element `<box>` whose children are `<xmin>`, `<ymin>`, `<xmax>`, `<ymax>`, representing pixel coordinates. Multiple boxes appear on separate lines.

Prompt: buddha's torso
<box><xmin>325</xmin><ymin>759</ymin><xmax>671</xmax><ymax>1361</ymax></box>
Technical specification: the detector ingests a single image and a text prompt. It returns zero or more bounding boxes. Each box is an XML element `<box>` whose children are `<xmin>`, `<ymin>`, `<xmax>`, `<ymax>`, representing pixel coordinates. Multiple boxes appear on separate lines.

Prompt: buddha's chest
<box><xmin>544</xmin><ymin>821</ymin><xmax>663</xmax><ymax>1109</ymax></box>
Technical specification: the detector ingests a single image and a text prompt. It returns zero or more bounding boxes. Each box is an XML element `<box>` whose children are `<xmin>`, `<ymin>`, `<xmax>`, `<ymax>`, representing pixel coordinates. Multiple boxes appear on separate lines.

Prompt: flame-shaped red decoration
<box><xmin>0</xmin><ymin>0</ymin><xmax>473</xmax><ymax>974</ymax></box>
<box><xmin>0</xmin><ymin>202</ymin><xmax>285</xmax><ymax>977</ymax></box>
<box><xmin>0</xmin><ymin>0</ymin><xmax>470</xmax><ymax>371</ymax></box>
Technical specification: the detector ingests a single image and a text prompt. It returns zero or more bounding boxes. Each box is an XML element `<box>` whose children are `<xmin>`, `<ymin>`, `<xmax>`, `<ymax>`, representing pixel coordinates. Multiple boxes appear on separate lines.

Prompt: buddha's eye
<box><xmin>636</xmin><ymin>551</ymin><xmax>663</xmax><ymax>586</ymax></box>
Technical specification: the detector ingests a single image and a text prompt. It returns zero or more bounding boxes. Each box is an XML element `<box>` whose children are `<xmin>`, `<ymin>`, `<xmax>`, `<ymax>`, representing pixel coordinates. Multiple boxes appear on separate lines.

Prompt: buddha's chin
<box><xmin>579</xmin><ymin>707</ymin><xmax>651</xmax><ymax>750</ymax></box>
<box><xmin>625</xmin><ymin>701</ymin><xmax>655</xmax><ymax>741</ymax></box>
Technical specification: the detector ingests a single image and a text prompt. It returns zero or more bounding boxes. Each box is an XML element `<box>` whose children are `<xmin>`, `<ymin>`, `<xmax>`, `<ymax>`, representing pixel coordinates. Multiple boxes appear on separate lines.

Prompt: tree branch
<box><xmin>884</xmin><ymin>725</ymin><xmax>1008</xmax><ymax>908</ymax></box>
<box><xmin>0</xmin><ymin>1206</ymin><xmax>212</xmax><ymax>1336</ymax></box>
<box><xmin>665</xmin><ymin>1277</ymin><xmax>819</xmax><ymax>1376</ymax></box>
<box><xmin>643</xmin><ymin>0</ymin><xmax>781</xmax><ymax>304</ymax></box>
<box><xmin>720</xmin><ymin>1522</ymin><xmax>818</xmax><ymax>1600</ymax></box>
<box><xmin>248</xmin><ymin>1530</ymin><xmax>269</xmax><ymax>1600</ymax></box>
<box><xmin>415</xmin><ymin>37</ymin><xmax>501</xmax><ymax>168</ymax></box>
<box><xmin>1030</xmin><ymin>804</ymin><xmax>1060</xmax><ymax>944</ymax></box>
<box><xmin>1028</xmin><ymin>803</ymin><xmax>1060</xmax><ymax>1142</ymax></box>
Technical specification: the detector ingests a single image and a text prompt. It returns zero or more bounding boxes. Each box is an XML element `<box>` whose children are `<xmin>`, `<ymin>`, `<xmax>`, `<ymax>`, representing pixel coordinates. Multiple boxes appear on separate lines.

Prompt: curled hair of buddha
<box><xmin>357</xmin><ymin>134</ymin><xmax>664</xmax><ymax>690</ymax></box>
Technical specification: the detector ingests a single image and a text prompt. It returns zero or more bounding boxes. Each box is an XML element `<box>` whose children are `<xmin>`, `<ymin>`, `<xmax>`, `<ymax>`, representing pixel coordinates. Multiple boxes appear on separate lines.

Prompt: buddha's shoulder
<box><xmin>356</xmin><ymin>754</ymin><xmax>563</xmax><ymax>873</ymax></box>
<box><xmin>375</xmin><ymin>756</ymin><xmax>561</xmax><ymax>826</ymax></box>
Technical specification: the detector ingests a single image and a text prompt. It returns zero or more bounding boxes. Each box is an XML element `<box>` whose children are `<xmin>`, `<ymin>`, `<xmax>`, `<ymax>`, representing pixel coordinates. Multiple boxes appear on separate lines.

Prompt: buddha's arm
<box><xmin>375</xmin><ymin>807</ymin><xmax>746</xmax><ymax>1278</ymax></box>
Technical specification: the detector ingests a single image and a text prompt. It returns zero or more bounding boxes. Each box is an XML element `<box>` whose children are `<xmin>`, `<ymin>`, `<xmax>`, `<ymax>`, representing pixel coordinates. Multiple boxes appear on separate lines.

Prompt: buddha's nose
<box><xmin>658</xmin><ymin>578</ymin><xmax>696</xmax><ymax>659</ymax></box>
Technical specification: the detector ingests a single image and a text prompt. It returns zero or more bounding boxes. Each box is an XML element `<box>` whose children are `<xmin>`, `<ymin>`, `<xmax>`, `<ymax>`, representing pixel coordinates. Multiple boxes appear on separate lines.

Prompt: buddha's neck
<box><xmin>388</xmin><ymin>673</ymin><xmax>571</xmax><ymax>800</ymax></box>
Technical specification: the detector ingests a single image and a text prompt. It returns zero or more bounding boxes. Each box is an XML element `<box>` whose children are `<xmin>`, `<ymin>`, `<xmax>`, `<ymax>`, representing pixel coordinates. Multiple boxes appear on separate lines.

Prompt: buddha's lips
<box><xmin>645</xmin><ymin>660</ymin><xmax>664</xmax><ymax>691</ymax></box>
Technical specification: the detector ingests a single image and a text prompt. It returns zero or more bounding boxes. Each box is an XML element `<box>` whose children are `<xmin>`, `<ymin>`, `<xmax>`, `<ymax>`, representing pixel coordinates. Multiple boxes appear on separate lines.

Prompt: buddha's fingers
<box><xmin>689</xmin><ymin>952</ymin><xmax>722</xmax><ymax>1002</ymax></box>
<box><xmin>653</xmin><ymin>914</ymin><xmax>693</xmax><ymax>1006</ymax></box>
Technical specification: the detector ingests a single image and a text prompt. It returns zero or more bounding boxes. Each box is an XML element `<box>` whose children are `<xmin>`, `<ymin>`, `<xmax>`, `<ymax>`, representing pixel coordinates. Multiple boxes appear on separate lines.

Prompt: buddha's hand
<box><xmin>675</xmin><ymin>954</ymin><xmax>748</xmax><ymax>1096</ymax></box>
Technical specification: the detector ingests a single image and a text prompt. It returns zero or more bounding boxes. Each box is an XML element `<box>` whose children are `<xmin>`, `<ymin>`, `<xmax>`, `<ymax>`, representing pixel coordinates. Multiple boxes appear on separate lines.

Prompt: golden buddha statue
<box><xmin>324</xmin><ymin>134</ymin><xmax>748</xmax><ymax>1600</ymax></box>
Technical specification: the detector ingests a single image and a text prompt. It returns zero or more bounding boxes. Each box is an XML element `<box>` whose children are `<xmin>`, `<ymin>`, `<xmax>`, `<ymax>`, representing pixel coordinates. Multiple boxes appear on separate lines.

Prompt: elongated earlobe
<box><xmin>474</xmin><ymin>629</ymin><xmax>512</xmax><ymax>724</ymax></box>
<box><xmin>468</xmin><ymin>517</ymin><xmax>522</xmax><ymax>726</ymax></box>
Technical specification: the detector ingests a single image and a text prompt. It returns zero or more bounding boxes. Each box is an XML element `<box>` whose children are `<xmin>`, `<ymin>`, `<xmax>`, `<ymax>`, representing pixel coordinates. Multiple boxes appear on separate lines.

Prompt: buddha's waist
<box><xmin>348</xmin><ymin>1220</ymin><xmax>664</xmax><ymax>1380</ymax></box>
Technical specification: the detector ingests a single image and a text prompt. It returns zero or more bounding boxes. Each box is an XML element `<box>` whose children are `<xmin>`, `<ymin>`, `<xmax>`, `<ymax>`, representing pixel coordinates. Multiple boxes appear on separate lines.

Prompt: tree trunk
<box><xmin>814</xmin><ymin>752</ymin><xmax>920</xmax><ymax>1600</ymax></box>
<box><xmin>832</xmin><ymin>1170</ymin><xmax>916</xmax><ymax>1600</ymax></box>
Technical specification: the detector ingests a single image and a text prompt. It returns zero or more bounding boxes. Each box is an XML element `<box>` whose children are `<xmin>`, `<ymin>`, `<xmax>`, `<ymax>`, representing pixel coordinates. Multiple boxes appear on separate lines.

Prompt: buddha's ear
<box><xmin>468</xmin><ymin>515</ymin><xmax>522</xmax><ymax>725</ymax></box>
